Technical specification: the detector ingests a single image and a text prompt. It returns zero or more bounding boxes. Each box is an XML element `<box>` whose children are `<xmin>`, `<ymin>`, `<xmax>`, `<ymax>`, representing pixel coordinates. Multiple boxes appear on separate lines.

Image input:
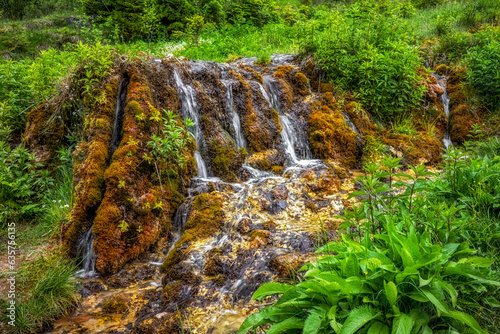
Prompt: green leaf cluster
<box><xmin>0</xmin><ymin>142</ymin><xmax>54</xmax><ymax>228</ymax></box>
<box><xmin>312</xmin><ymin>1</ymin><xmax>426</xmax><ymax>120</ymax></box>
<box><xmin>466</xmin><ymin>39</ymin><xmax>500</xmax><ymax>113</ymax></box>
<box><xmin>240</xmin><ymin>153</ymin><xmax>500</xmax><ymax>334</ymax></box>
<box><xmin>147</xmin><ymin>110</ymin><xmax>194</xmax><ymax>172</ymax></box>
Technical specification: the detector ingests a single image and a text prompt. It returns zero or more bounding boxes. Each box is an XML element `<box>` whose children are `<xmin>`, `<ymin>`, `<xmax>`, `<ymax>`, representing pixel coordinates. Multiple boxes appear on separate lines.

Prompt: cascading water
<box><xmin>223</xmin><ymin>80</ymin><xmax>247</xmax><ymax>149</ymax></box>
<box><xmin>75</xmin><ymin>75</ymin><xmax>129</xmax><ymax>278</ymax></box>
<box><xmin>263</xmin><ymin>76</ymin><xmax>317</xmax><ymax>166</ymax></box>
<box><xmin>433</xmin><ymin>74</ymin><xmax>453</xmax><ymax>150</ymax></box>
<box><xmin>173</xmin><ymin>70</ymin><xmax>209</xmax><ymax>177</ymax></box>
<box><xmin>54</xmin><ymin>55</ymin><xmax>357</xmax><ymax>334</ymax></box>
<box><xmin>75</xmin><ymin>228</ymin><xmax>96</xmax><ymax>277</ymax></box>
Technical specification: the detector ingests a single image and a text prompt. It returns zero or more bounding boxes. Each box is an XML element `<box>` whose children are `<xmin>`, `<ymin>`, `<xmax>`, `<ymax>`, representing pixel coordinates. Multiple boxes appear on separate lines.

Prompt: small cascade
<box><xmin>173</xmin><ymin>70</ymin><xmax>209</xmax><ymax>177</ymax></box>
<box><xmin>433</xmin><ymin>74</ymin><xmax>453</xmax><ymax>150</ymax></box>
<box><xmin>223</xmin><ymin>80</ymin><xmax>247</xmax><ymax>149</ymax></box>
<box><xmin>263</xmin><ymin>76</ymin><xmax>281</xmax><ymax>111</ymax></box>
<box><xmin>341</xmin><ymin>111</ymin><xmax>362</xmax><ymax>144</ymax></box>
<box><xmin>263</xmin><ymin>76</ymin><xmax>317</xmax><ymax>165</ymax></box>
<box><xmin>77</xmin><ymin>75</ymin><xmax>129</xmax><ymax>277</ymax></box>
<box><xmin>109</xmin><ymin>75</ymin><xmax>130</xmax><ymax>159</ymax></box>
<box><xmin>75</xmin><ymin>228</ymin><xmax>96</xmax><ymax>277</ymax></box>
<box><xmin>280</xmin><ymin>115</ymin><xmax>300</xmax><ymax>164</ymax></box>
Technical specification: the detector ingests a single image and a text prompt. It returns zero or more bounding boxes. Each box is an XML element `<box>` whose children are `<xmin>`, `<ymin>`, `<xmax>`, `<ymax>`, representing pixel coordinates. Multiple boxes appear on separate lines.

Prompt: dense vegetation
<box><xmin>1</xmin><ymin>0</ymin><xmax>499</xmax><ymax>332</ymax></box>
<box><xmin>240</xmin><ymin>149</ymin><xmax>500</xmax><ymax>333</ymax></box>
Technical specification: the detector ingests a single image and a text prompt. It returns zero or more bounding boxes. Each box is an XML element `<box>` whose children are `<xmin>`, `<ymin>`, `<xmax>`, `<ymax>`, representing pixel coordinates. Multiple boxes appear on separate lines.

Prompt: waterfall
<box><xmin>173</xmin><ymin>70</ymin><xmax>209</xmax><ymax>178</ymax></box>
<box><xmin>223</xmin><ymin>80</ymin><xmax>247</xmax><ymax>149</ymax></box>
<box><xmin>77</xmin><ymin>74</ymin><xmax>129</xmax><ymax>277</ymax></box>
<box><xmin>109</xmin><ymin>75</ymin><xmax>129</xmax><ymax>159</ymax></box>
<box><xmin>433</xmin><ymin>74</ymin><xmax>453</xmax><ymax>150</ymax></box>
<box><xmin>263</xmin><ymin>76</ymin><xmax>316</xmax><ymax>165</ymax></box>
<box><xmin>280</xmin><ymin>115</ymin><xmax>300</xmax><ymax>164</ymax></box>
<box><xmin>75</xmin><ymin>227</ymin><xmax>96</xmax><ymax>277</ymax></box>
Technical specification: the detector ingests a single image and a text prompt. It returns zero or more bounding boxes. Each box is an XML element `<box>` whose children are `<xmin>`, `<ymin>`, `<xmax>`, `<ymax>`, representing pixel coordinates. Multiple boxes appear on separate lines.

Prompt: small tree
<box><xmin>186</xmin><ymin>14</ymin><xmax>206</xmax><ymax>46</ymax></box>
<box><xmin>141</xmin><ymin>0</ymin><xmax>161</xmax><ymax>50</ymax></box>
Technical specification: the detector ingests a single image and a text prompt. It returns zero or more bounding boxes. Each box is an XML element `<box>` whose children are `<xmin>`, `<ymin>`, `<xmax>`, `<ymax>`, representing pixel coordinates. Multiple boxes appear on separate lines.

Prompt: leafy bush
<box><xmin>0</xmin><ymin>142</ymin><xmax>54</xmax><ymax>228</ymax></box>
<box><xmin>313</xmin><ymin>1</ymin><xmax>426</xmax><ymax>120</ymax></box>
<box><xmin>242</xmin><ymin>231</ymin><xmax>495</xmax><ymax>334</ymax></box>
<box><xmin>225</xmin><ymin>0</ymin><xmax>279</xmax><ymax>26</ymax></box>
<box><xmin>240</xmin><ymin>157</ymin><xmax>500</xmax><ymax>333</ymax></box>
<box><xmin>466</xmin><ymin>39</ymin><xmax>500</xmax><ymax>112</ymax></box>
<box><xmin>147</xmin><ymin>109</ymin><xmax>194</xmax><ymax>172</ymax></box>
<box><xmin>412</xmin><ymin>0</ymin><xmax>444</xmax><ymax>9</ymax></box>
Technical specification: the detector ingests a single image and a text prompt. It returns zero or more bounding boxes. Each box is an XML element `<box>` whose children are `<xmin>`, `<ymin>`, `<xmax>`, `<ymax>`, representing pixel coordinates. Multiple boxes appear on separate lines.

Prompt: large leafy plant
<box><xmin>313</xmin><ymin>1</ymin><xmax>425</xmax><ymax>120</ymax></box>
<box><xmin>0</xmin><ymin>142</ymin><xmax>54</xmax><ymax>227</ymax></box>
<box><xmin>239</xmin><ymin>157</ymin><xmax>500</xmax><ymax>334</ymax></box>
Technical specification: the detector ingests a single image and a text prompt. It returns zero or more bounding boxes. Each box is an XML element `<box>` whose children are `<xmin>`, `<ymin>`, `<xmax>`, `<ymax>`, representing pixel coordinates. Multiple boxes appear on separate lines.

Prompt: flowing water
<box><xmin>433</xmin><ymin>74</ymin><xmax>453</xmax><ymax>150</ymax></box>
<box><xmin>173</xmin><ymin>70</ymin><xmax>209</xmax><ymax>177</ymax></box>
<box><xmin>54</xmin><ymin>55</ymin><xmax>361</xmax><ymax>333</ymax></box>
<box><xmin>75</xmin><ymin>75</ymin><xmax>130</xmax><ymax>278</ymax></box>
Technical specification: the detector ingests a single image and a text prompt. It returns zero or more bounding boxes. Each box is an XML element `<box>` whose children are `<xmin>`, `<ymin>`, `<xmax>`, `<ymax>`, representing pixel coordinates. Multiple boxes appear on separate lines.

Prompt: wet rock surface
<box><xmin>45</xmin><ymin>54</ymin><xmax>446</xmax><ymax>333</ymax></box>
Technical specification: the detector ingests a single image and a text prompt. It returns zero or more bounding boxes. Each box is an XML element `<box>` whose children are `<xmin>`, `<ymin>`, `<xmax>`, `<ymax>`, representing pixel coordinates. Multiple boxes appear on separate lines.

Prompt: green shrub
<box><xmin>225</xmin><ymin>0</ymin><xmax>279</xmax><ymax>26</ymax></box>
<box><xmin>466</xmin><ymin>40</ymin><xmax>500</xmax><ymax>112</ymax></box>
<box><xmin>412</xmin><ymin>0</ymin><xmax>444</xmax><ymax>9</ymax></box>
<box><xmin>314</xmin><ymin>1</ymin><xmax>426</xmax><ymax>120</ymax></box>
<box><xmin>0</xmin><ymin>142</ymin><xmax>54</xmax><ymax>228</ymax></box>
<box><xmin>241</xmin><ymin>231</ymin><xmax>496</xmax><ymax>334</ymax></box>
<box><xmin>240</xmin><ymin>157</ymin><xmax>500</xmax><ymax>333</ymax></box>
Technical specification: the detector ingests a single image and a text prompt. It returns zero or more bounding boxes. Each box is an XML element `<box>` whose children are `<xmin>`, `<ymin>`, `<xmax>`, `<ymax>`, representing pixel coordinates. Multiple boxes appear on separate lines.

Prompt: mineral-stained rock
<box><xmin>269</xmin><ymin>252</ymin><xmax>303</xmax><ymax>279</ymax></box>
<box><xmin>271</xmin><ymin>185</ymin><xmax>288</xmax><ymax>201</ymax></box>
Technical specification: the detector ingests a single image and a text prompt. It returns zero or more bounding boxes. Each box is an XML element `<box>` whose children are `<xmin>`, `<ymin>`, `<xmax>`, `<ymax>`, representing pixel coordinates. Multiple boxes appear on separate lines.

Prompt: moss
<box><xmin>250</xmin><ymin>229</ymin><xmax>270</xmax><ymax>242</ymax></box>
<box><xmin>434</xmin><ymin>64</ymin><xmax>451</xmax><ymax>75</ymax></box>
<box><xmin>239</xmin><ymin>65</ymin><xmax>264</xmax><ymax>84</ymax></box>
<box><xmin>247</xmin><ymin>149</ymin><xmax>283</xmax><ymax>171</ymax></box>
<box><xmin>308</xmin><ymin>98</ymin><xmax>359</xmax><ymax>168</ymax></box>
<box><xmin>162</xmin><ymin>193</ymin><xmax>225</xmax><ymax>271</ymax></box>
<box><xmin>273</xmin><ymin>65</ymin><xmax>294</xmax><ymax>79</ymax></box>
<box><xmin>271</xmin><ymin>166</ymin><xmax>283</xmax><ymax>174</ymax></box>
<box><xmin>207</xmin><ymin>139</ymin><xmax>247</xmax><ymax>182</ymax></box>
<box><xmin>102</xmin><ymin>294</ymin><xmax>130</xmax><ymax>314</ymax></box>
<box><xmin>320</xmin><ymin>83</ymin><xmax>334</xmax><ymax>93</ymax></box>
<box><xmin>294</xmin><ymin>72</ymin><xmax>310</xmax><ymax>96</ymax></box>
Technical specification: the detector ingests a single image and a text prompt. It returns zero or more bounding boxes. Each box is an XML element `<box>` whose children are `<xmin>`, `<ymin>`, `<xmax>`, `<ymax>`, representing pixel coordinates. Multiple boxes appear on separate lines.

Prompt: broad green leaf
<box><xmin>391</xmin><ymin>313</ymin><xmax>415</xmax><ymax>334</ymax></box>
<box><xmin>238</xmin><ymin>306</ymin><xmax>273</xmax><ymax>334</ymax></box>
<box><xmin>439</xmin><ymin>280</ymin><xmax>457</xmax><ymax>308</ymax></box>
<box><xmin>304</xmin><ymin>312</ymin><xmax>323</xmax><ymax>334</ymax></box>
<box><xmin>340</xmin><ymin>305</ymin><xmax>379</xmax><ymax>334</ymax></box>
<box><xmin>267</xmin><ymin>317</ymin><xmax>304</xmax><ymax>334</ymax></box>
<box><xmin>420</xmin><ymin>286</ymin><xmax>450</xmax><ymax>314</ymax></box>
<box><xmin>252</xmin><ymin>282</ymin><xmax>292</xmax><ymax>300</ymax></box>
<box><xmin>367</xmin><ymin>321</ymin><xmax>390</xmax><ymax>334</ymax></box>
<box><xmin>384</xmin><ymin>281</ymin><xmax>398</xmax><ymax>306</ymax></box>
<box><xmin>446</xmin><ymin>311</ymin><xmax>487</xmax><ymax>334</ymax></box>
<box><xmin>458</xmin><ymin>257</ymin><xmax>495</xmax><ymax>268</ymax></box>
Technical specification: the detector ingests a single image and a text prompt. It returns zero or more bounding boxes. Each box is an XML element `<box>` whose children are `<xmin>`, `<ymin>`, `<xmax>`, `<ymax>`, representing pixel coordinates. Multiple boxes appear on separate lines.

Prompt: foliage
<box><xmin>240</xmin><ymin>156</ymin><xmax>500</xmax><ymax>333</ymax></box>
<box><xmin>466</xmin><ymin>39</ymin><xmax>500</xmax><ymax>112</ymax></box>
<box><xmin>147</xmin><ymin>110</ymin><xmax>194</xmax><ymax>172</ymax></box>
<box><xmin>0</xmin><ymin>142</ymin><xmax>54</xmax><ymax>228</ymax></box>
<box><xmin>313</xmin><ymin>1</ymin><xmax>426</xmax><ymax>120</ymax></box>
<box><xmin>0</xmin><ymin>0</ymin><xmax>79</xmax><ymax>20</ymax></box>
<box><xmin>3</xmin><ymin>253</ymin><xmax>79</xmax><ymax>333</ymax></box>
<box><xmin>225</xmin><ymin>0</ymin><xmax>279</xmax><ymax>26</ymax></box>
